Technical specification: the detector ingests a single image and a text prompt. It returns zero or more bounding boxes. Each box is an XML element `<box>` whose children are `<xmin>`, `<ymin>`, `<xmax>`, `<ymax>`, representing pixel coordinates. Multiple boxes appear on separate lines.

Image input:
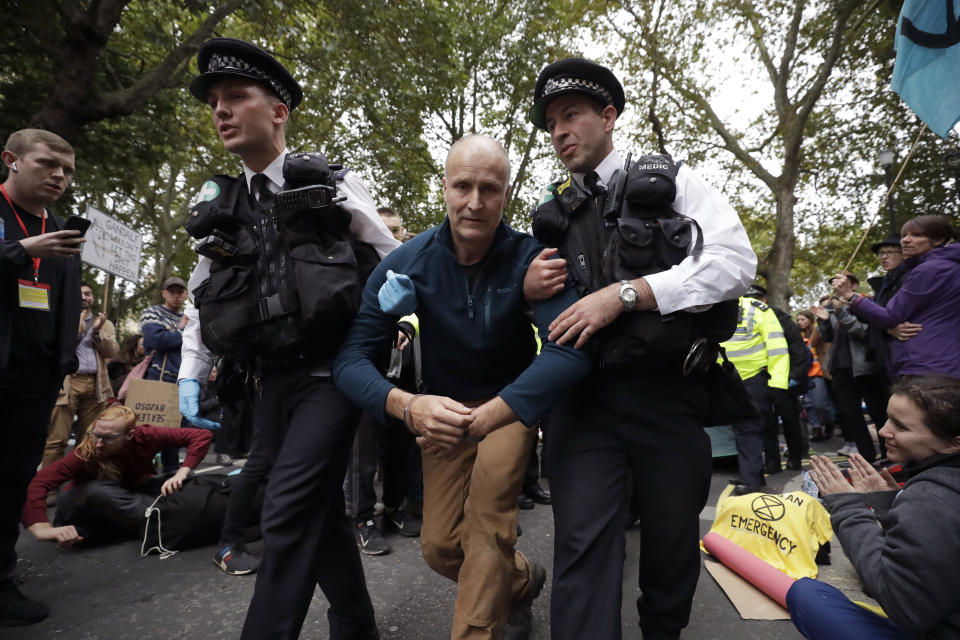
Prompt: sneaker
<box><xmin>355</xmin><ymin>520</ymin><xmax>391</xmax><ymax>555</ymax></box>
<box><xmin>836</xmin><ymin>443</ymin><xmax>858</xmax><ymax>457</ymax></box>
<box><xmin>215</xmin><ymin>453</ymin><xmax>233</xmax><ymax>466</ymax></box>
<box><xmin>0</xmin><ymin>580</ymin><xmax>49</xmax><ymax>626</ymax></box>
<box><xmin>213</xmin><ymin>545</ymin><xmax>260</xmax><ymax>575</ymax></box>
<box><xmin>503</xmin><ymin>561</ymin><xmax>547</xmax><ymax>640</ymax></box>
<box><xmin>384</xmin><ymin>509</ymin><xmax>421</xmax><ymax>538</ymax></box>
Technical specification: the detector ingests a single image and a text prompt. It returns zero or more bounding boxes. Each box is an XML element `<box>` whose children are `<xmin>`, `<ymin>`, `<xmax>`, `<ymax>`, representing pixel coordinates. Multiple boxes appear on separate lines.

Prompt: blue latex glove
<box><xmin>178</xmin><ymin>378</ymin><xmax>221</xmax><ymax>430</ymax></box>
<box><xmin>788</xmin><ymin>379</ymin><xmax>799</xmax><ymax>389</ymax></box>
<box><xmin>378</xmin><ymin>270</ymin><xmax>417</xmax><ymax>315</ymax></box>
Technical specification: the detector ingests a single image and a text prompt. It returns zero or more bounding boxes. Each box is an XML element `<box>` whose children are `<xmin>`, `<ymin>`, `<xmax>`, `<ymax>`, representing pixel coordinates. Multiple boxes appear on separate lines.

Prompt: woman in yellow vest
<box><xmin>787</xmin><ymin>376</ymin><xmax>960</xmax><ymax>638</ymax></box>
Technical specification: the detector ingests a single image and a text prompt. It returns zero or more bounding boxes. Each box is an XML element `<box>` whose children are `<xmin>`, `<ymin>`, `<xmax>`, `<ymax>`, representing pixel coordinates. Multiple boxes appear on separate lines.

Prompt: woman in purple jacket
<box><xmin>832</xmin><ymin>215</ymin><xmax>960</xmax><ymax>379</ymax></box>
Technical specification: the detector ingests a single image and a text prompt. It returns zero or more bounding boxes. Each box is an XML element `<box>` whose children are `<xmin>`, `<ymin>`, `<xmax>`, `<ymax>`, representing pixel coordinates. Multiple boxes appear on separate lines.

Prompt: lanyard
<box><xmin>1</xmin><ymin>184</ymin><xmax>45</xmax><ymax>283</ymax></box>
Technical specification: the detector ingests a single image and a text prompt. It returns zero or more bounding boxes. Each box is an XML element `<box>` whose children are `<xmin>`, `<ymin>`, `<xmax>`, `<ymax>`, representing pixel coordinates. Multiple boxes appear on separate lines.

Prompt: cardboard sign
<box><xmin>81</xmin><ymin>205</ymin><xmax>143</xmax><ymax>282</ymax></box>
<box><xmin>125</xmin><ymin>378</ymin><xmax>181</xmax><ymax>427</ymax></box>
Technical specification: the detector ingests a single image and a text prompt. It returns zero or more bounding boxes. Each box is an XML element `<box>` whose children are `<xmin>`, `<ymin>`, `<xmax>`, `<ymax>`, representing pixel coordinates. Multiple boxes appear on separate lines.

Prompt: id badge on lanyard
<box><xmin>18</xmin><ymin>279</ymin><xmax>51</xmax><ymax>311</ymax></box>
<box><xmin>2</xmin><ymin>184</ymin><xmax>52</xmax><ymax>311</ymax></box>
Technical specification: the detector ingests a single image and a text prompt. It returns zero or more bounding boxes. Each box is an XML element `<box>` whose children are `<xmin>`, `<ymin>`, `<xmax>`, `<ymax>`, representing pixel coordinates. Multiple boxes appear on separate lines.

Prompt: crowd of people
<box><xmin>1</xmin><ymin>35</ymin><xmax>957</xmax><ymax>640</ymax></box>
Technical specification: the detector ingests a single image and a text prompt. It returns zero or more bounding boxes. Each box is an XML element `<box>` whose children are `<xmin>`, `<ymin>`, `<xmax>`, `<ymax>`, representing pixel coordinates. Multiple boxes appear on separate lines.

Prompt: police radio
<box><xmin>275</xmin><ymin>151</ymin><xmax>345</xmax><ymax>214</ymax></box>
<box><xmin>274</xmin><ymin>151</ymin><xmax>351</xmax><ymax>235</ymax></box>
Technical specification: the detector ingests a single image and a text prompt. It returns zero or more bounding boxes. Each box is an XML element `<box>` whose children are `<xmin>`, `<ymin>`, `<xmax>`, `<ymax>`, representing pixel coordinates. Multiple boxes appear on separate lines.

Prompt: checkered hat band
<box><xmin>543</xmin><ymin>76</ymin><xmax>612</xmax><ymax>105</ymax></box>
<box><xmin>207</xmin><ymin>53</ymin><xmax>292</xmax><ymax>106</ymax></box>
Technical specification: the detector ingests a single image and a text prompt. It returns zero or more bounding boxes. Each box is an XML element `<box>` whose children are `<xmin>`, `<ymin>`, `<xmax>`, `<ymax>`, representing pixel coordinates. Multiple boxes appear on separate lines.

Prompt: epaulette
<box><xmin>749</xmin><ymin>299</ymin><xmax>769</xmax><ymax>311</ymax></box>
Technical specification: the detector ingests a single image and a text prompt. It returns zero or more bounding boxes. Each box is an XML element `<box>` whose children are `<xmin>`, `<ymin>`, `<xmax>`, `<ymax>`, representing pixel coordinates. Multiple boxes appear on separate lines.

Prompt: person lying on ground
<box><xmin>23</xmin><ymin>405</ymin><xmax>212</xmax><ymax>547</ymax></box>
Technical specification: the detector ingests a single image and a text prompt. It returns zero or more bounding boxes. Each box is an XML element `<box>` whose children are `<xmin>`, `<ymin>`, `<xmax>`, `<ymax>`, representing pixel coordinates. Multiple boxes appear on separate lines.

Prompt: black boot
<box><xmin>0</xmin><ymin>579</ymin><xmax>49</xmax><ymax>627</ymax></box>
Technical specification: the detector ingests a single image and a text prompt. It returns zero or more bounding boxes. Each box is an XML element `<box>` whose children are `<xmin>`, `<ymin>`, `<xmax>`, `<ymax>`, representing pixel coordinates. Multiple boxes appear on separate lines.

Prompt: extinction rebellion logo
<box><xmin>751</xmin><ymin>494</ymin><xmax>786</xmax><ymax>521</ymax></box>
<box><xmin>727</xmin><ymin>493</ymin><xmax>801</xmax><ymax>554</ymax></box>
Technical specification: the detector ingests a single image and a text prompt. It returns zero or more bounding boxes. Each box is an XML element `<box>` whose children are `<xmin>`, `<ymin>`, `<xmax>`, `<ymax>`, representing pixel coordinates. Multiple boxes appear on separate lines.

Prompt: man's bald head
<box><xmin>444</xmin><ymin>135</ymin><xmax>511</xmax><ymax>182</ymax></box>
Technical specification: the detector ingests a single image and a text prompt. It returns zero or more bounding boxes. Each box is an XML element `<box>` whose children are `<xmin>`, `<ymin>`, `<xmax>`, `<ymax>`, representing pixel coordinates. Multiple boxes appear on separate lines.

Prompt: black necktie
<box><xmin>584</xmin><ymin>171</ymin><xmax>606</xmax><ymax>196</ymax></box>
<box><xmin>251</xmin><ymin>173</ymin><xmax>275</xmax><ymax>210</ymax></box>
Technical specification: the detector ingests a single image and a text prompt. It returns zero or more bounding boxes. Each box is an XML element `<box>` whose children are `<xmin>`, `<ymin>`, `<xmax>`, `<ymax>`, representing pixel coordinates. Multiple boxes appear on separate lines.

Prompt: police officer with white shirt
<box><xmin>527</xmin><ymin>58</ymin><xmax>757</xmax><ymax>639</ymax></box>
<box><xmin>178</xmin><ymin>38</ymin><xmax>398</xmax><ymax>639</ymax></box>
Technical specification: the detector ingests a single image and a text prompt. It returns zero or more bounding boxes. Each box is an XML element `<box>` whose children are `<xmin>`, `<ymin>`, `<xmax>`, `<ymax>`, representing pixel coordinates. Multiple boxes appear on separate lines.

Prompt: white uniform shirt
<box><xmin>572</xmin><ymin>149</ymin><xmax>756</xmax><ymax>315</ymax></box>
<box><xmin>179</xmin><ymin>149</ymin><xmax>400</xmax><ymax>381</ymax></box>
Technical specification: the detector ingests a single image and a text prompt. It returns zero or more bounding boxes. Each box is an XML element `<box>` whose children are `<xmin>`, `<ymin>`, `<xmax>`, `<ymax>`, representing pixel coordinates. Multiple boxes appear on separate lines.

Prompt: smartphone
<box><xmin>63</xmin><ymin>215</ymin><xmax>92</xmax><ymax>237</ymax></box>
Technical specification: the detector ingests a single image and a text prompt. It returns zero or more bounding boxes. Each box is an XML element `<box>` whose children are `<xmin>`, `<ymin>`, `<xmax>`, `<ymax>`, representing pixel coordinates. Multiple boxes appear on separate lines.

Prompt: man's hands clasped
<box><xmin>399</xmin><ymin>393</ymin><xmax>505</xmax><ymax>459</ymax></box>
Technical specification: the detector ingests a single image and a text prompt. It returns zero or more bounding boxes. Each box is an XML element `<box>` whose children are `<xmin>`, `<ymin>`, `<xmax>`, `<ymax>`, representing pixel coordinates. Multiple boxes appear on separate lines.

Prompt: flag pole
<box><xmin>841</xmin><ymin>123</ymin><xmax>927</xmax><ymax>274</ymax></box>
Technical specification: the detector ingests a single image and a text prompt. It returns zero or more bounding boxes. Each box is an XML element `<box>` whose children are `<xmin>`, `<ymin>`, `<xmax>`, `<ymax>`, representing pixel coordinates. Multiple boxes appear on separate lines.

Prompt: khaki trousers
<box><xmin>420</xmin><ymin>420</ymin><xmax>536</xmax><ymax>640</ymax></box>
<box><xmin>43</xmin><ymin>375</ymin><xmax>103</xmax><ymax>468</ymax></box>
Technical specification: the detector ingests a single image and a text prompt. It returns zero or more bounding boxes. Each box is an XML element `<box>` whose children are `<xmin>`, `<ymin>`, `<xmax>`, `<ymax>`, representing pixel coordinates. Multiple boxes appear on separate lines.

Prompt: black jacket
<box><xmin>1</xmin><ymin>199</ymin><xmax>81</xmax><ymax>378</ymax></box>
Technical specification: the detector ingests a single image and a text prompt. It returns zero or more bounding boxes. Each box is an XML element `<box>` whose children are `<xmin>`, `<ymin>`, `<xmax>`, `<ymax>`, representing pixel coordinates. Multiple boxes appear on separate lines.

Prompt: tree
<box><xmin>318</xmin><ymin>0</ymin><xmax>589</xmax><ymax>232</ymax></box>
<box><xmin>0</xmin><ymin>0</ymin><xmax>249</xmax><ymax>141</ymax></box>
<box><xmin>597</xmin><ymin>0</ymin><xmax>959</xmax><ymax>308</ymax></box>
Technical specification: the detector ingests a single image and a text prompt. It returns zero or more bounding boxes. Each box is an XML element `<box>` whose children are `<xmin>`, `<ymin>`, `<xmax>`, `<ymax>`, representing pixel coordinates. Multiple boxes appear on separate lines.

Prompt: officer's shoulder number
<box><xmin>749</xmin><ymin>299</ymin><xmax>769</xmax><ymax>311</ymax></box>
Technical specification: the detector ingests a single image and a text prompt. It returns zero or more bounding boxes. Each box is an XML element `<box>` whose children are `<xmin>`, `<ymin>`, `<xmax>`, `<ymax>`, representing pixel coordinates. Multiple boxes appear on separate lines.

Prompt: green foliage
<box><xmin>1</xmin><ymin>0</ymin><xmax>592</xmax><ymax>327</ymax></box>
<box><xmin>596</xmin><ymin>0</ymin><xmax>959</xmax><ymax>307</ymax></box>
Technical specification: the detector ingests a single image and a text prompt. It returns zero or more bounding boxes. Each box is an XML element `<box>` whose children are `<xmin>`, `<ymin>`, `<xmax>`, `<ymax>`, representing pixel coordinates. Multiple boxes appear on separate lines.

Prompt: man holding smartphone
<box><xmin>0</xmin><ymin>128</ymin><xmax>83</xmax><ymax>626</ymax></box>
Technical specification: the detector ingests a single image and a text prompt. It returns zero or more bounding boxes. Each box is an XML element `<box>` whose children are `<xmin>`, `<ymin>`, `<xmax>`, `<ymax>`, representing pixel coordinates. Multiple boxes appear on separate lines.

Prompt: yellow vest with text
<box><xmin>720</xmin><ymin>297</ymin><xmax>789</xmax><ymax>389</ymax></box>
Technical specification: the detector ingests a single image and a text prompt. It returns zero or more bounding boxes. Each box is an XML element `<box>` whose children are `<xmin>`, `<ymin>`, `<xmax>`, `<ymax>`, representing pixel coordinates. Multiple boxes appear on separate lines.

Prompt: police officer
<box><xmin>178</xmin><ymin>38</ymin><xmax>397</xmax><ymax>639</ymax></box>
<box><xmin>721</xmin><ymin>290</ymin><xmax>790</xmax><ymax>494</ymax></box>
<box><xmin>527</xmin><ymin>58</ymin><xmax>756</xmax><ymax>639</ymax></box>
<box><xmin>743</xmin><ymin>284</ymin><xmax>809</xmax><ymax>473</ymax></box>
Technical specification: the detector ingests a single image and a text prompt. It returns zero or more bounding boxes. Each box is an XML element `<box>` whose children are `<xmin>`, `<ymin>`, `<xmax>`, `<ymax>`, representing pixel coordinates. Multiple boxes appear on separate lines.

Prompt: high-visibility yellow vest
<box><xmin>721</xmin><ymin>297</ymin><xmax>789</xmax><ymax>389</ymax></box>
<box><xmin>399</xmin><ymin>313</ymin><xmax>419</xmax><ymax>335</ymax></box>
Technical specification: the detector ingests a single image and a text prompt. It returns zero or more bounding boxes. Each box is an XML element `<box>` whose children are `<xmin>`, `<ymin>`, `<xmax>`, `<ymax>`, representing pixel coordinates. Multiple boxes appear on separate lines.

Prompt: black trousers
<box><xmin>239</xmin><ymin>367</ymin><xmax>376</xmax><ymax>640</ymax></box>
<box><xmin>547</xmin><ymin>371</ymin><xmax>712</xmax><ymax>640</ymax></box>
<box><xmin>345</xmin><ymin>411</ymin><xmax>421</xmax><ymax>523</ymax></box>
<box><xmin>54</xmin><ymin>478</ymin><xmax>161</xmax><ymax>542</ymax></box>
<box><xmin>217</xmin><ymin>394</ymin><xmax>253</xmax><ymax>458</ymax></box>
<box><xmin>0</xmin><ymin>367</ymin><xmax>61</xmax><ymax>581</ymax></box>
<box><xmin>219</xmin><ymin>420</ymin><xmax>270</xmax><ymax>549</ymax></box>
<box><xmin>523</xmin><ymin>414</ymin><xmax>549</xmax><ymax>488</ymax></box>
<box><xmin>765</xmin><ymin>388</ymin><xmax>806</xmax><ymax>465</ymax></box>
<box><xmin>732</xmin><ymin>373</ymin><xmax>772</xmax><ymax>487</ymax></box>
<box><xmin>830</xmin><ymin>368</ymin><xmax>888</xmax><ymax>462</ymax></box>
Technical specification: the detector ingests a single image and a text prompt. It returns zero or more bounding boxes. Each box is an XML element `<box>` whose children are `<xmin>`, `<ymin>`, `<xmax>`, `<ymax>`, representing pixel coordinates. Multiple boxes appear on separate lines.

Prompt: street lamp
<box><xmin>878</xmin><ymin>148</ymin><xmax>897</xmax><ymax>236</ymax></box>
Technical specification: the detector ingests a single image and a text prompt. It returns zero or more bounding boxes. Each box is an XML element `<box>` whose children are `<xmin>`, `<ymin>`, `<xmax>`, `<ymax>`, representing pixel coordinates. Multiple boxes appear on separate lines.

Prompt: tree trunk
<box><xmin>766</xmin><ymin>179</ymin><xmax>797</xmax><ymax>310</ymax></box>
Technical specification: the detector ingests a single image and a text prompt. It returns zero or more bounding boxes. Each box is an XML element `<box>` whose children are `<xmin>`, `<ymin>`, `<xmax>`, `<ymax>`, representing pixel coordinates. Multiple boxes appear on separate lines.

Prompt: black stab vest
<box><xmin>532</xmin><ymin>154</ymin><xmax>737</xmax><ymax>371</ymax></box>
<box><xmin>184</xmin><ymin>171</ymin><xmax>378</xmax><ymax>364</ymax></box>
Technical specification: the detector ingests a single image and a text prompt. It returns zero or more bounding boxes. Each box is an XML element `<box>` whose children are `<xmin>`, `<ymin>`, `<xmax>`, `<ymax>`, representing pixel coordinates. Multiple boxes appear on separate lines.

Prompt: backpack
<box><xmin>140</xmin><ymin>473</ymin><xmax>262</xmax><ymax>558</ymax></box>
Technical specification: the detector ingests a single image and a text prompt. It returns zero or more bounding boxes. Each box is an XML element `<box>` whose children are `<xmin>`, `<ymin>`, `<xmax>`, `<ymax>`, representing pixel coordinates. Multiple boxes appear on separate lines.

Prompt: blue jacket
<box><xmin>333</xmin><ymin>218</ymin><xmax>591</xmax><ymax>426</ymax></box>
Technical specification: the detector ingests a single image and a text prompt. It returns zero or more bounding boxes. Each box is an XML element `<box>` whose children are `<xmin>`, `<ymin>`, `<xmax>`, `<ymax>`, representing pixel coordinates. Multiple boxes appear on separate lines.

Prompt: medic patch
<box><xmin>538</xmin><ymin>183</ymin><xmax>557</xmax><ymax>206</ymax></box>
<box><xmin>196</xmin><ymin>180</ymin><xmax>221</xmax><ymax>204</ymax></box>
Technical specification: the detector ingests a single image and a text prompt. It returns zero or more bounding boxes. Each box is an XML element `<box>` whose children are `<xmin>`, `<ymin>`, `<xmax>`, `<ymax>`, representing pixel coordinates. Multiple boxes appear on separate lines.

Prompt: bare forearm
<box><xmin>469</xmin><ymin>396</ymin><xmax>519</xmax><ymax>439</ymax></box>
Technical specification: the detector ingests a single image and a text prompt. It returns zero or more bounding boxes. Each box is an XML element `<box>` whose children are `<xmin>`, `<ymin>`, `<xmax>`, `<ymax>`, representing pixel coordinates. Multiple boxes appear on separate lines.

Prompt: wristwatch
<box><xmin>618</xmin><ymin>280</ymin><xmax>638</xmax><ymax>310</ymax></box>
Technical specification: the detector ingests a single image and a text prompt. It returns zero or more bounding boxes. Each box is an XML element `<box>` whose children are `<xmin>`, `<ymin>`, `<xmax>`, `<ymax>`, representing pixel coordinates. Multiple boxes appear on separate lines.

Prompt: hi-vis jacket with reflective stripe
<box><xmin>720</xmin><ymin>297</ymin><xmax>789</xmax><ymax>389</ymax></box>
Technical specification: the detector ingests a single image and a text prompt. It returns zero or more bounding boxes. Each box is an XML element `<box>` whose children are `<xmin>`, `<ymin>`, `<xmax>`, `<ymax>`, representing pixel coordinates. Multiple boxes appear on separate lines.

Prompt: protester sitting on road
<box><xmin>23</xmin><ymin>405</ymin><xmax>212</xmax><ymax>547</ymax></box>
<box><xmin>796</xmin><ymin>310</ymin><xmax>836</xmax><ymax>442</ymax></box>
<box><xmin>832</xmin><ymin>214</ymin><xmax>960</xmax><ymax>380</ymax></box>
<box><xmin>787</xmin><ymin>375</ymin><xmax>960</xmax><ymax>639</ymax></box>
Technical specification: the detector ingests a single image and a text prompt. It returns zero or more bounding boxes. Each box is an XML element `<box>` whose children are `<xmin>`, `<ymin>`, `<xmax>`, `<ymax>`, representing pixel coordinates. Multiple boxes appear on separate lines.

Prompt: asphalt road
<box><xmin>9</xmin><ymin>436</ymin><xmax>865</xmax><ymax>640</ymax></box>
